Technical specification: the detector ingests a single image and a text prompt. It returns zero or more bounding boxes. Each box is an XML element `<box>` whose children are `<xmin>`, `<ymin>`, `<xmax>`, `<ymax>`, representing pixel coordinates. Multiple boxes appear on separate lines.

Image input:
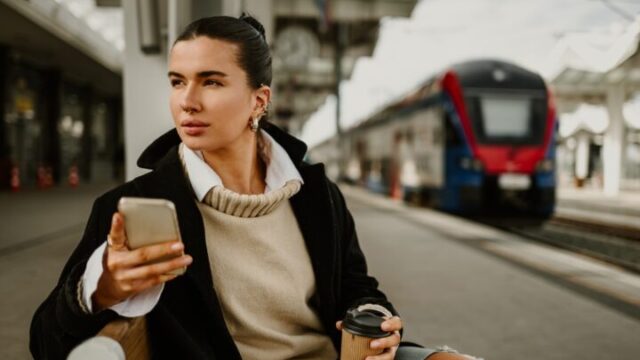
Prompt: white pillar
<box><xmin>222</xmin><ymin>0</ymin><xmax>242</xmax><ymax>16</ymax></box>
<box><xmin>244</xmin><ymin>0</ymin><xmax>274</xmax><ymax>43</ymax></box>
<box><xmin>574</xmin><ymin>131</ymin><xmax>590</xmax><ymax>181</ymax></box>
<box><xmin>123</xmin><ymin>0</ymin><xmax>172</xmax><ymax>180</ymax></box>
<box><xmin>168</xmin><ymin>0</ymin><xmax>192</xmax><ymax>47</ymax></box>
<box><xmin>602</xmin><ymin>85</ymin><xmax>626</xmax><ymax>195</ymax></box>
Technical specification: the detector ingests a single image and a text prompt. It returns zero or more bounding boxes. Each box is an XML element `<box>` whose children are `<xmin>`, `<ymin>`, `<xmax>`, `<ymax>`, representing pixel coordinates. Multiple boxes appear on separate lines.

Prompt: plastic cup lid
<box><xmin>342</xmin><ymin>308</ymin><xmax>391</xmax><ymax>338</ymax></box>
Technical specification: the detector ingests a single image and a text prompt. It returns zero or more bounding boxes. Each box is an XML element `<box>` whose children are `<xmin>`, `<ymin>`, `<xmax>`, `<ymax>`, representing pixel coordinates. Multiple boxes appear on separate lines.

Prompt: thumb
<box><xmin>335</xmin><ymin>321</ymin><xmax>343</xmax><ymax>330</ymax></box>
<box><xmin>108</xmin><ymin>212</ymin><xmax>127</xmax><ymax>251</ymax></box>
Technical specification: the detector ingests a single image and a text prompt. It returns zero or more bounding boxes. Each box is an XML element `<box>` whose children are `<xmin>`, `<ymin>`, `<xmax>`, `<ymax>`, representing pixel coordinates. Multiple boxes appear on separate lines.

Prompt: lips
<box><xmin>181</xmin><ymin>119</ymin><xmax>209</xmax><ymax>127</ymax></box>
<box><xmin>181</xmin><ymin>119</ymin><xmax>209</xmax><ymax>136</ymax></box>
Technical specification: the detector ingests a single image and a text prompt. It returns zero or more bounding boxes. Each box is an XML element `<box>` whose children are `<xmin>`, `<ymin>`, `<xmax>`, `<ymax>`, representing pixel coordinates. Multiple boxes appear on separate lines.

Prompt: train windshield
<box><xmin>465</xmin><ymin>93</ymin><xmax>547</xmax><ymax>145</ymax></box>
<box><xmin>480</xmin><ymin>97</ymin><xmax>529</xmax><ymax>137</ymax></box>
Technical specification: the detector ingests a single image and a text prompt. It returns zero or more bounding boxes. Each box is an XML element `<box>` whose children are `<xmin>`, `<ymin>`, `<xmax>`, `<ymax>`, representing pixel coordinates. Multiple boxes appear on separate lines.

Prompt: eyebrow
<box><xmin>167</xmin><ymin>70</ymin><xmax>228</xmax><ymax>78</ymax></box>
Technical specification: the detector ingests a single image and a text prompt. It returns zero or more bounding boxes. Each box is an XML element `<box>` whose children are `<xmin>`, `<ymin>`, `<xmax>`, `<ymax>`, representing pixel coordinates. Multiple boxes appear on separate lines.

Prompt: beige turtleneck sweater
<box><xmin>196</xmin><ymin>182</ymin><xmax>338</xmax><ymax>360</ymax></box>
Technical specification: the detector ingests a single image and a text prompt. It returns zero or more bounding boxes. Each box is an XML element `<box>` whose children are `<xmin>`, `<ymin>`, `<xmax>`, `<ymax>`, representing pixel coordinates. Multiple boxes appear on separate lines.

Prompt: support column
<box><xmin>335</xmin><ymin>22</ymin><xmax>347</xmax><ymax>181</ymax></box>
<box><xmin>80</xmin><ymin>86</ymin><xmax>94</xmax><ymax>181</ymax></box>
<box><xmin>42</xmin><ymin>69</ymin><xmax>62</xmax><ymax>184</ymax></box>
<box><xmin>192</xmin><ymin>0</ymin><xmax>240</xmax><ymax>18</ymax></box>
<box><xmin>107</xmin><ymin>97</ymin><xmax>124</xmax><ymax>181</ymax></box>
<box><xmin>123</xmin><ymin>0</ymin><xmax>172</xmax><ymax>180</ymax></box>
<box><xmin>574</xmin><ymin>131</ymin><xmax>590</xmax><ymax>186</ymax></box>
<box><xmin>243</xmin><ymin>0</ymin><xmax>273</xmax><ymax>42</ymax></box>
<box><xmin>0</xmin><ymin>46</ymin><xmax>8</xmax><ymax>189</ymax></box>
<box><xmin>602</xmin><ymin>85</ymin><xmax>626</xmax><ymax>195</ymax></box>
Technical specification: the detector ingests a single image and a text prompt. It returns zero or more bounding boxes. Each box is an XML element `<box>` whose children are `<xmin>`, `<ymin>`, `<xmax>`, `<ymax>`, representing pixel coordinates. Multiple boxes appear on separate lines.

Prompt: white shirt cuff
<box><xmin>81</xmin><ymin>241</ymin><xmax>164</xmax><ymax>317</ymax></box>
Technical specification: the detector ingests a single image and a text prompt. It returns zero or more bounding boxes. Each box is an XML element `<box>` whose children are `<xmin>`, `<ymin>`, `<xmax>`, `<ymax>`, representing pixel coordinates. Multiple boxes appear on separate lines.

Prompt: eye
<box><xmin>204</xmin><ymin>79</ymin><xmax>222</xmax><ymax>87</ymax></box>
<box><xmin>170</xmin><ymin>79</ymin><xmax>184</xmax><ymax>87</ymax></box>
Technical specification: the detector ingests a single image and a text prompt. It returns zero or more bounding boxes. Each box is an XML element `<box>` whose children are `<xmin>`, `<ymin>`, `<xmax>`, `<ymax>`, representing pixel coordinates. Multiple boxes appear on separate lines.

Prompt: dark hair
<box><xmin>174</xmin><ymin>13</ymin><xmax>271</xmax><ymax>89</ymax></box>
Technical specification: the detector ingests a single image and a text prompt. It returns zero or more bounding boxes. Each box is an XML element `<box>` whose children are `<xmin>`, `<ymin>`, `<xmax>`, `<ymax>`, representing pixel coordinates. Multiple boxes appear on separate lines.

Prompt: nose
<box><xmin>179</xmin><ymin>84</ymin><xmax>202</xmax><ymax>114</ymax></box>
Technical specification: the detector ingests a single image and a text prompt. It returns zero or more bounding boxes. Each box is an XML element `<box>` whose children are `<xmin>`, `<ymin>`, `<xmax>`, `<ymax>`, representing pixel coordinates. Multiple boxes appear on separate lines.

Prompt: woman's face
<box><xmin>168</xmin><ymin>37</ymin><xmax>265</xmax><ymax>153</ymax></box>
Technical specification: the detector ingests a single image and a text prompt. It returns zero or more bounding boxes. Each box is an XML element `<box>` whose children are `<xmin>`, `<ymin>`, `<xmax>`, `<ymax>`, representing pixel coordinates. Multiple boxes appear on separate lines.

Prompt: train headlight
<box><xmin>460</xmin><ymin>157</ymin><xmax>483</xmax><ymax>171</ymax></box>
<box><xmin>536</xmin><ymin>159</ymin><xmax>554</xmax><ymax>172</ymax></box>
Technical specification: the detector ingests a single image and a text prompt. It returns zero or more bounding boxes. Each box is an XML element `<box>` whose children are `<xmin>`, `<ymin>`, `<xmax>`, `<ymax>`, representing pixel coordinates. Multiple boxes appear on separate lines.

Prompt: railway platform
<box><xmin>1</xmin><ymin>183</ymin><xmax>639</xmax><ymax>359</ymax></box>
<box><xmin>344</xmin><ymin>185</ymin><xmax>640</xmax><ymax>359</ymax></box>
<box><xmin>556</xmin><ymin>187</ymin><xmax>640</xmax><ymax>229</ymax></box>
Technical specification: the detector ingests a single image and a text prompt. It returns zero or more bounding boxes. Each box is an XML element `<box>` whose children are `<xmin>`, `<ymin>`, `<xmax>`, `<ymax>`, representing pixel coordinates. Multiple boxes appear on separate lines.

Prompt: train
<box><xmin>309</xmin><ymin>59</ymin><xmax>557</xmax><ymax>216</ymax></box>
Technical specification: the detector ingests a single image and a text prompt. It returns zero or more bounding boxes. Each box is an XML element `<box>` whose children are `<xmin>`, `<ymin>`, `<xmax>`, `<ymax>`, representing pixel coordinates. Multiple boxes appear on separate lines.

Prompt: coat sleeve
<box><xmin>30</xmin><ymin>196</ymin><xmax>119</xmax><ymax>360</ymax></box>
<box><xmin>328</xmin><ymin>182</ymin><xmax>400</xmax><ymax>318</ymax></box>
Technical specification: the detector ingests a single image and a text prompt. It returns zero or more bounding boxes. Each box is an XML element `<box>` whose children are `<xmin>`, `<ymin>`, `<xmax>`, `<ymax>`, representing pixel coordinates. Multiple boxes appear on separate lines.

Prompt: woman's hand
<box><xmin>336</xmin><ymin>316</ymin><xmax>403</xmax><ymax>360</ymax></box>
<box><xmin>92</xmin><ymin>212</ymin><xmax>192</xmax><ymax>311</ymax></box>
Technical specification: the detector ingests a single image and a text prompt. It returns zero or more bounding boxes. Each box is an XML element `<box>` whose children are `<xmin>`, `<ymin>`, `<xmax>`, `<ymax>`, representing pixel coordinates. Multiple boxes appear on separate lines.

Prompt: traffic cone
<box><xmin>10</xmin><ymin>165</ymin><xmax>20</xmax><ymax>192</ymax></box>
<box><xmin>68</xmin><ymin>165</ymin><xmax>79</xmax><ymax>188</ymax></box>
<box><xmin>45</xmin><ymin>166</ymin><xmax>54</xmax><ymax>188</ymax></box>
<box><xmin>37</xmin><ymin>165</ymin><xmax>47</xmax><ymax>189</ymax></box>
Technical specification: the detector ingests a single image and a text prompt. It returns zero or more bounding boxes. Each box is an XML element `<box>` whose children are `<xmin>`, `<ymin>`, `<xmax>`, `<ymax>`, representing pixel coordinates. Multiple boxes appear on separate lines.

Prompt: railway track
<box><xmin>481</xmin><ymin>215</ymin><xmax>640</xmax><ymax>274</ymax></box>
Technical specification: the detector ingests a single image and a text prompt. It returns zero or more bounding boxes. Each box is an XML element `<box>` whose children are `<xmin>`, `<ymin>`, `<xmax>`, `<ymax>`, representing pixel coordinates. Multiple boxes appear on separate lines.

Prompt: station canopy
<box><xmin>301</xmin><ymin>0</ymin><xmax>640</xmax><ymax>147</ymax></box>
<box><xmin>55</xmin><ymin>0</ymin><xmax>124</xmax><ymax>52</ymax></box>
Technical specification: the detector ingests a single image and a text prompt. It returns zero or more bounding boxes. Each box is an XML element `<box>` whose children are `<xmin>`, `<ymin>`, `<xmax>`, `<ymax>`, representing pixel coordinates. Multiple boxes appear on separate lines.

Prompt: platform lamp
<box><xmin>137</xmin><ymin>0</ymin><xmax>161</xmax><ymax>54</ymax></box>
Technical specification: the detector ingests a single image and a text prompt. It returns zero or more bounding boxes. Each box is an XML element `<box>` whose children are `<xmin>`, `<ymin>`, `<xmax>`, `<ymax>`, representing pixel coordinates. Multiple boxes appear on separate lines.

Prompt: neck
<box><xmin>202</xmin><ymin>131</ymin><xmax>266</xmax><ymax>195</ymax></box>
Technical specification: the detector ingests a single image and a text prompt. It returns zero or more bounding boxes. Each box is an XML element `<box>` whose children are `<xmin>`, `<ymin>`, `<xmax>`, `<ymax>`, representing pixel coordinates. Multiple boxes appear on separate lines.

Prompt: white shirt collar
<box><xmin>181</xmin><ymin>130</ymin><xmax>304</xmax><ymax>201</ymax></box>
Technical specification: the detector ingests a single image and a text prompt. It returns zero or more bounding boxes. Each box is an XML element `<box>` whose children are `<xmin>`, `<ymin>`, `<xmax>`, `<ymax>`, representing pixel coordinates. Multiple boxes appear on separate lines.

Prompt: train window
<box><xmin>465</xmin><ymin>94</ymin><xmax>546</xmax><ymax>145</ymax></box>
<box><xmin>480</xmin><ymin>96</ymin><xmax>530</xmax><ymax>137</ymax></box>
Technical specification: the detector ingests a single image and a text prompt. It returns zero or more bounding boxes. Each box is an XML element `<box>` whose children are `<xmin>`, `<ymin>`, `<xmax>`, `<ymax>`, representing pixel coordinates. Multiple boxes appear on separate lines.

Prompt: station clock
<box><xmin>274</xmin><ymin>25</ymin><xmax>320</xmax><ymax>70</ymax></box>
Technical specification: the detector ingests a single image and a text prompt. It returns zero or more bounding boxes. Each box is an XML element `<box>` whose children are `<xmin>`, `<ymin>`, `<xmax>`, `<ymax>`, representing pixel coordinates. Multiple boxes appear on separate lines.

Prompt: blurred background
<box><xmin>1</xmin><ymin>0</ymin><xmax>640</xmax><ymax>359</ymax></box>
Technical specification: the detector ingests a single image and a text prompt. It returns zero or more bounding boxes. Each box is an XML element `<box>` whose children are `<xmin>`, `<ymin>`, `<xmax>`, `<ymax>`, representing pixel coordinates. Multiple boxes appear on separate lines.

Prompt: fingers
<box><xmin>110</xmin><ymin>273</ymin><xmax>179</xmax><ymax>300</ymax></box>
<box><xmin>367</xmin><ymin>316</ymin><xmax>402</xmax><ymax>360</ymax></box>
<box><xmin>370</xmin><ymin>331</ymin><xmax>401</xmax><ymax>351</ymax></box>
<box><xmin>335</xmin><ymin>321</ymin><xmax>343</xmax><ymax>330</ymax></box>
<box><xmin>96</xmin><ymin>248</ymin><xmax>188</xmax><ymax>309</ymax></box>
<box><xmin>365</xmin><ymin>344</ymin><xmax>398</xmax><ymax>360</ymax></box>
<box><xmin>381</xmin><ymin>316</ymin><xmax>402</xmax><ymax>332</ymax></box>
<box><xmin>108</xmin><ymin>213</ymin><xmax>127</xmax><ymax>251</ymax></box>
<box><xmin>115</xmin><ymin>255</ymin><xmax>192</xmax><ymax>281</ymax></box>
<box><xmin>130</xmin><ymin>273</ymin><xmax>178</xmax><ymax>292</ymax></box>
<box><xmin>108</xmin><ymin>241</ymin><xmax>184</xmax><ymax>269</ymax></box>
<box><xmin>98</xmin><ymin>213</ymin><xmax>189</xmax><ymax>309</ymax></box>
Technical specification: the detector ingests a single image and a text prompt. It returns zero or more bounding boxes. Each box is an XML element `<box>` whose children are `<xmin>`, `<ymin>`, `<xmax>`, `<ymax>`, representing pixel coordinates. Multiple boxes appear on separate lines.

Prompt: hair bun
<box><xmin>240</xmin><ymin>13</ymin><xmax>266</xmax><ymax>40</ymax></box>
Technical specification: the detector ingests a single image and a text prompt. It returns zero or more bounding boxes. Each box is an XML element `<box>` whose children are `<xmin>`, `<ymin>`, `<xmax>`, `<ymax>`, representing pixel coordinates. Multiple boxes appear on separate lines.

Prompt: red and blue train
<box><xmin>310</xmin><ymin>59</ymin><xmax>557</xmax><ymax>216</ymax></box>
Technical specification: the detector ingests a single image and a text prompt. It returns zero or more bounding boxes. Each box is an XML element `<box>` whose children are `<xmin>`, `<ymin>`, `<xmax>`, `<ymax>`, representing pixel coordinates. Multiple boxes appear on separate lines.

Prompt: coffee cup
<box><xmin>340</xmin><ymin>308</ymin><xmax>391</xmax><ymax>360</ymax></box>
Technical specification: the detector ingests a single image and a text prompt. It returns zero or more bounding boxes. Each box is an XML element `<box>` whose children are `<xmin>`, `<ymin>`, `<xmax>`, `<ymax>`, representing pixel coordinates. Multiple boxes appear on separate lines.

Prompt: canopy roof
<box><xmin>301</xmin><ymin>0</ymin><xmax>640</xmax><ymax>147</ymax></box>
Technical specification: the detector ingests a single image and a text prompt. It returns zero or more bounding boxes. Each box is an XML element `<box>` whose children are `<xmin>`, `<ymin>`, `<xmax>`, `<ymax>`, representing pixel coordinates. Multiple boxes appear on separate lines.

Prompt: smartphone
<box><xmin>117</xmin><ymin>197</ymin><xmax>186</xmax><ymax>275</ymax></box>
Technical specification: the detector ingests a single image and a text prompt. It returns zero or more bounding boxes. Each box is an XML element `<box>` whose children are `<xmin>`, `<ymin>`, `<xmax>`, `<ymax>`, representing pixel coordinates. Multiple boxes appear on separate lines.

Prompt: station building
<box><xmin>0</xmin><ymin>0</ymin><xmax>124</xmax><ymax>189</ymax></box>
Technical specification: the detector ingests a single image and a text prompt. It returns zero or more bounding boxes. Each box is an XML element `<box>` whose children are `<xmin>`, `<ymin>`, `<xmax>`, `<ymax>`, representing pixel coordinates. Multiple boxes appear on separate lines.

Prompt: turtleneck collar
<box><xmin>179</xmin><ymin>130</ymin><xmax>304</xmax><ymax>202</ymax></box>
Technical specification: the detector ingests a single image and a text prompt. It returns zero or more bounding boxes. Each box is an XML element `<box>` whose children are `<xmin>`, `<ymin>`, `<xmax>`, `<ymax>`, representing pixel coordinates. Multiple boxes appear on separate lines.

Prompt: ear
<box><xmin>253</xmin><ymin>85</ymin><xmax>271</xmax><ymax>117</ymax></box>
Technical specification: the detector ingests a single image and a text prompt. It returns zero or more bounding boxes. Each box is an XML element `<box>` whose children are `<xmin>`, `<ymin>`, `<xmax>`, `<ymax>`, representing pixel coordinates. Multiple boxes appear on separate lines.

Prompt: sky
<box><xmin>300</xmin><ymin>0</ymin><xmax>640</xmax><ymax>147</ymax></box>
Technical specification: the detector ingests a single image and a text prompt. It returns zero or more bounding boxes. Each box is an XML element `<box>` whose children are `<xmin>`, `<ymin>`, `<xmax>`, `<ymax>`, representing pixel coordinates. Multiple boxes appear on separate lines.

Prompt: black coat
<box><xmin>30</xmin><ymin>123</ymin><xmax>398</xmax><ymax>359</ymax></box>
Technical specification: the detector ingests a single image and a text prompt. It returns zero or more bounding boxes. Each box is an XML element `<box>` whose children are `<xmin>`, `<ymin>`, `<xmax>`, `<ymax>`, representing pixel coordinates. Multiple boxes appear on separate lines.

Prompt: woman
<box><xmin>30</xmin><ymin>15</ymin><xmax>474</xmax><ymax>360</ymax></box>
